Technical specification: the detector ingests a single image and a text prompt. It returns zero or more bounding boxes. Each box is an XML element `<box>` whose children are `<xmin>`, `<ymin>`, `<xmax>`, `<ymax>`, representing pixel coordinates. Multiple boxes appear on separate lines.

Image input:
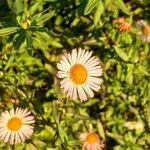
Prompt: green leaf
<box><xmin>138</xmin><ymin>65</ymin><xmax>149</xmax><ymax>76</ymax></box>
<box><xmin>112</xmin><ymin>0</ymin><xmax>130</xmax><ymax>15</ymax></box>
<box><xmin>33</xmin><ymin>11</ymin><xmax>54</xmax><ymax>26</ymax></box>
<box><xmin>58</xmin><ymin>125</ymin><xmax>68</xmax><ymax>142</ymax></box>
<box><xmin>126</xmin><ymin>64</ymin><xmax>134</xmax><ymax>85</ymax></box>
<box><xmin>117</xmin><ymin>63</ymin><xmax>122</xmax><ymax>79</ymax></box>
<box><xmin>15</xmin><ymin>0</ymin><xmax>24</xmax><ymax>14</ymax></box>
<box><xmin>0</xmin><ymin>27</ymin><xmax>18</xmax><ymax>36</ymax></box>
<box><xmin>4</xmin><ymin>55</ymin><xmax>15</xmax><ymax>71</ymax></box>
<box><xmin>14</xmin><ymin>31</ymin><xmax>26</xmax><ymax>50</ymax></box>
<box><xmin>26</xmin><ymin>33</ymin><xmax>33</xmax><ymax>55</ymax></box>
<box><xmin>28</xmin><ymin>2</ymin><xmax>43</xmax><ymax>16</ymax></box>
<box><xmin>113</xmin><ymin>46</ymin><xmax>129</xmax><ymax>61</ymax></box>
<box><xmin>94</xmin><ymin>0</ymin><xmax>104</xmax><ymax>25</ymax></box>
<box><xmin>84</xmin><ymin>0</ymin><xmax>98</xmax><ymax>15</ymax></box>
<box><xmin>97</xmin><ymin>120</ymin><xmax>105</xmax><ymax>140</ymax></box>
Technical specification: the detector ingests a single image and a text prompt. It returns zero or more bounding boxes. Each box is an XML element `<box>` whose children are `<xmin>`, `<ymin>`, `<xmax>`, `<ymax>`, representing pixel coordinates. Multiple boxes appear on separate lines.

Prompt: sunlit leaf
<box><xmin>94</xmin><ymin>0</ymin><xmax>104</xmax><ymax>25</ymax></box>
<box><xmin>113</xmin><ymin>46</ymin><xmax>129</xmax><ymax>61</ymax></box>
<box><xmin>84</xmin><ymin>0</ymin><xmax>98</xmax><ymax>15</ymax></box>
<box><xmin>0</xmin><ymin>27</ymin><xmax>18</xmax><ymax>36</ymax></box>
<box><xmin>112</xmin><ymin>0</ymin><xmax>130</xmax><ymax>14</ymax></box>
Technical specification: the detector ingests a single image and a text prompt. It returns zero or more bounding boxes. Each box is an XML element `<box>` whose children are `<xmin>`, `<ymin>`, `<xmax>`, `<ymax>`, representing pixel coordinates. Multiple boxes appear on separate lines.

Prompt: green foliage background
<box><xmin>0</xmin><ymin>0</ymin><xmax>150</xmax><ymax>149</ymax></box>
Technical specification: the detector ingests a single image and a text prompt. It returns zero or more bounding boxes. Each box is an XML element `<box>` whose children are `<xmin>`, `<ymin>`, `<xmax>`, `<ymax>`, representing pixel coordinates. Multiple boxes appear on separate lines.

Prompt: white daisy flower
<box><xmin>136</xmin><ymin>20</ymin><xmax>150</xmax><ymax>43</ymax></box>
<box><xmin>80</xmin><ymin>131</ymin><xmax>105</xmax><ymax>150</ymax></box>
<box><xmin>57</xmin><ymin>48</ymin><xmax>103</xmax><ymax>102</ymax></box>
<box><xmin>0</xmin><ymin>107</ymin><xmax>35</xmax><ymax>145</ymax></box>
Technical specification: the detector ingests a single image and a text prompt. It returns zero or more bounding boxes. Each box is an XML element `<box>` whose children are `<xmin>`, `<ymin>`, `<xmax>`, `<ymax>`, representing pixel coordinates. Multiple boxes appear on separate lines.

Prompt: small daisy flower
<box><xmin>0</xmin><ymin>107</ymin><xmax>35</xmax><ymax>145</ymax></box>
<box><xmin>80</xmin><ymin>131</ymin><xmax>105</xmax><ymax>150</ymax></box>
<box><xmin>136</xmin><ymin>20</ymin><xmax>150</xmax><ymax>43</ymax></box>
<box><xmin>113</xmin><ymin>17</ymin><xmax>131</xmax><ymax>33</ymax></box>
<box><xmin>57</xmin><ymin>48</ymin><xmax>103</xmax><ymax>102</ymax></box>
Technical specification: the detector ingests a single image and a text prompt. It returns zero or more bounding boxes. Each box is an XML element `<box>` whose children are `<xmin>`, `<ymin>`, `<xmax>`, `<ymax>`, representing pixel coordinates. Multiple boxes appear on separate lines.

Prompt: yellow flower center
<box><xmin>7</xmin><ymin>117</ymin><xmax>22</xmax><ymax>131</ymax></box>
<box><xmin>143</xmin><ymin>24</ymin><xmax>150</xmax><ymax>36</ymax></box>
<box><xmin>70</xmin><ymin>64</ymin><xmax>87</xmax><ymax>84</ymax></box>
<box><xmin>86</xmin><ymin>132</ymin><xmax>99</xmax><ymax>144</ymax></box>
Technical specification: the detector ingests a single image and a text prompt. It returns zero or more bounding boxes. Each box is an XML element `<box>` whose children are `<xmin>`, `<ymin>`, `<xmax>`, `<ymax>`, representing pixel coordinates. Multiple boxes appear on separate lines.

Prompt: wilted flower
<box><xmin>0</xmin><ymin>107</ymin><xmax>35</xmax><ymax>145</ymax></box>
<box><xmin>124</xmin><ymin>121</ymin><xmax>144</xmax><ymax>130</ymax></box>
<box><xmin>57</xmin><ymin>48</ymin><xmax>103</xmax><ymax>102</ymax></box>
<box><xmin>113</xmin><ymin>17</ymin><xmax>131</xmax><ymax>33</ymax></box>
<box><xmin>80</xmin><ymin>131</ymin><xmax>105</xmax><ymax>150</ymax></box>
<box><xmin>136</xmin><ymin>20</ymin><xmax>150</xmax><ymax>43</ymax></box>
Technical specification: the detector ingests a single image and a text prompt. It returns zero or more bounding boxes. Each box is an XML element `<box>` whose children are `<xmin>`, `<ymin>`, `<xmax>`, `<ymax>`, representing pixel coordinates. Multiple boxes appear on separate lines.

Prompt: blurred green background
<box><xmin>0</xmin><ymin>0</ymin><xmax>150</xmax><ymax>149</ymax></box>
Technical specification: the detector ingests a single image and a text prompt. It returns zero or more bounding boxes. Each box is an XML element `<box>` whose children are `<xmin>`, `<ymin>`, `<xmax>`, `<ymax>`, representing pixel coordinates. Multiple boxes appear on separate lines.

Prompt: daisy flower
<box><xmin>80</xmin><ymin>131</ymin><xmax>105</xmax><ymax>150</ymax></box>
<box><xmin>57</xmin><ymin>48</ymin><xmax>103</xmax><ymax>102</ymax></box>
<box><xmin>113</xmin><ymin>17</ymin><xmax>131</xmax><ymax>33</ymax></box>
<box><xmin>136</xmin><ymin>20</ymin><xmax>150</xmax><ymax>43</ymax></box>
<box><xmin>0</xmin><ymin>107</ymin><xmax>35</xmax><ymax>145</ymax></box>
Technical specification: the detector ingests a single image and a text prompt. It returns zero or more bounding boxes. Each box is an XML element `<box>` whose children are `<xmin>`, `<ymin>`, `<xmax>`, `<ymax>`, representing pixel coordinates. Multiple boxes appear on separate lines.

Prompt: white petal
<box><xmin>79</xmin><ymin>51</ymin><xmax>90</xmax><ymax>64</ymax></box>
<box><xmin>77</xmin><ymin>86</ymin><xmax>87</xmax><ymax>102</ymax></box>
<box><xmin>72</xmin><ymin>86</ymin><xmax>77</xmax><ymax>100</ymax></box>
<box><xmin>71</xmin><ymin>49</ymin><xmax>77</xmax><ymax>65</ymax></box>
<box><xmin>88</xmin><ymin>69</ymin><xmax>103</xmax><ymax>77</ymax></box>
<box><xmin>4</xmin><ymin>131</ymin><xmax>11</xmax><ymax>143</ymax></box>
<box><xmin>57</xmin><ymin>71</ymin><xmax>69</xmax><ymax>78</ymax></box>
<box><xmin>88</xmin><ymin>77</ymin><xmax>103</xmax><ymax>85</ymax></box>
<box><xmin>60</xmin><ymin>78</ymin><xmax>70</xmax><ymax>86</ymax></box>
<box><xmin>10</xmin><ymin>132</ymin><xmax>15</xmax><ymax>145</ymax></box>
<box><xmin>83</xmin><ymin>85</ymin><xmax>94</xmax><ymax>98</ymax></box>
<box><xmin>62</xmin><ymin>54</ymin><xmax>71</xmax><ymax>67</ymax></box>
<box><xmin>67</xmin><ymin>53</ymin><xmax>73</xmax><ymax>65</ymax></box>
<box><xmin>77</xmin><ymin>48</ymin><xmax>85</xmax><ymax>63</ymax></box>
<box><xmin>87</xmin><ymin>82</ymin><xmax>101</xmax><ymax>92</ymax></box>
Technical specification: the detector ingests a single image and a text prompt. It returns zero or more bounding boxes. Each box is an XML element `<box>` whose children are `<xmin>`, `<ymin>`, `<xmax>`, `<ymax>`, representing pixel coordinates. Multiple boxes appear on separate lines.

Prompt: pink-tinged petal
<box><xmin>83</xmin><ymin>85</ymin><xmax>94</xmax><ymax>98</ymax></box>
<box><xmin>62</xmin><ymin>55</ymin><xmax>71</xmax><ymax>67</ymax></box>
<box><xmin>66</xmin><ymin>84</ymin><xmax>74</xmax><ymax>98</ymax></box>
<box><xmin>77</xmin><ymin>86</ymin><xmax>87</xmax><ymax>102</ymax></box>
<box><xmin>79</xmin><ymin>51</ymin><xmax>91</xmax><ymax>64</ymax></box>
<box><xmin>87</xmin><ymin>82</ymin><xmax>101</xmax><ymax>92</ymax></box>
<box><xmin>85</xmin><ymin>56</ymin><xmax>96</xmax><ymax>66</ymax></box>
<box><xmin>57</xmin><ymin>71</ymin><xmax>68</xmax><ymax>78</ymax></box>
<box><xmin>67</xmin><ymin>53</ymin><xmax>73</xmax><ymax>65</ymax></box>
<box><xmin>10</xmin><ymin>132</ymin><xmax>15</xmax><ymax>145</ymax></box>
<box><xmin>82</xmin><ymin>51</ymin><xmax>93</xmax><ymax>64</ymax></box>
<box><xmin>77</xmin><ymin>48</ymin><xmax>85</xmax><ymax>63</ymax></box>
<box><xmin>88</xmin><ymin>69</ymin><xmax>103</xmax><ymax>76</ymax></box>
<box><xmin>72</xmin><ymin>86</ymin><xmax>77</xmax><ymax>100</ymax></box>
<box><xmin>59</xmin><ymin>59</ymin><xmax>71</xmax><ymax>70</ymax></box>
<box><xmin>60</xmin><ymin>78</ymin><xmax>70</xmax><ymax>86</ymax></box>
<box><xmin>88</xmin><ymin>77</ymin><xmax>103</xmax><ymax>85</ymax></box>
<box><xmin>62</xmin><ymin>80</ymin><xmax>73</xmax><ymax>94</ymax></box>
<box><xmin>87</xmin><ymin>65</ymin><xmax>102</xmax><ymax>71</ymax></box>
<box><xmin>4</xmin><ymin>131</ymin><xmax>11</xmax><ymax>143</ymax></box>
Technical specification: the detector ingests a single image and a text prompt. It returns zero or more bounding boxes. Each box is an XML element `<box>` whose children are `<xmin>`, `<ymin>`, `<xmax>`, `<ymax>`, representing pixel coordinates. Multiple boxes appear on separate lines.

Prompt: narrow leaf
<box><xmin>97</xmin><ymin>120</ymin><xmax>105</xmax><ymax>140</ymax></box>
<box><xmin>84</xmin><ymin>0</ymin><xmax>98</xmax><ymax>15</ymax></box>
<box><xmin>26</xmin><ymin>33</ymin><xmax>33</xmax><ymax>55</ymax></box>
<box><xmin>15</xmin><ymin>0</ymin><xmax>24</xmax><ymax>14</ymax></box>
<box><xmin>113</xmin><ymin>46</ymin><xmax>129</xmax><ymax>61</ymax></box>
<box><xmin>0</xmin><ymin>27</ymin><xmax>18</xmax><ymax>36</ymax></box>
<box><xmin>126</xmin><ymin>64</ymin><xmax>134</xmax><ymax>85</ymax></box>
<box><xmin>94</xmin><ymin>0</ymin><xmax>104</xmax><ymax>25</ymax></box>
<box><xmin>112</xmin><ymin>0</ymin><xmax>130</xmax><ymax>15</ymax></box>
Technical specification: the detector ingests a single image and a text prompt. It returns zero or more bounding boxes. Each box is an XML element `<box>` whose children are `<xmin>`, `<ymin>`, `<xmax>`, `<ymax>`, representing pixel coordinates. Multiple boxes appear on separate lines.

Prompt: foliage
<box><xmin>0</xmin><ymin>0</ymin><xmax>150</xmax><ymax>149</ymax></box>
